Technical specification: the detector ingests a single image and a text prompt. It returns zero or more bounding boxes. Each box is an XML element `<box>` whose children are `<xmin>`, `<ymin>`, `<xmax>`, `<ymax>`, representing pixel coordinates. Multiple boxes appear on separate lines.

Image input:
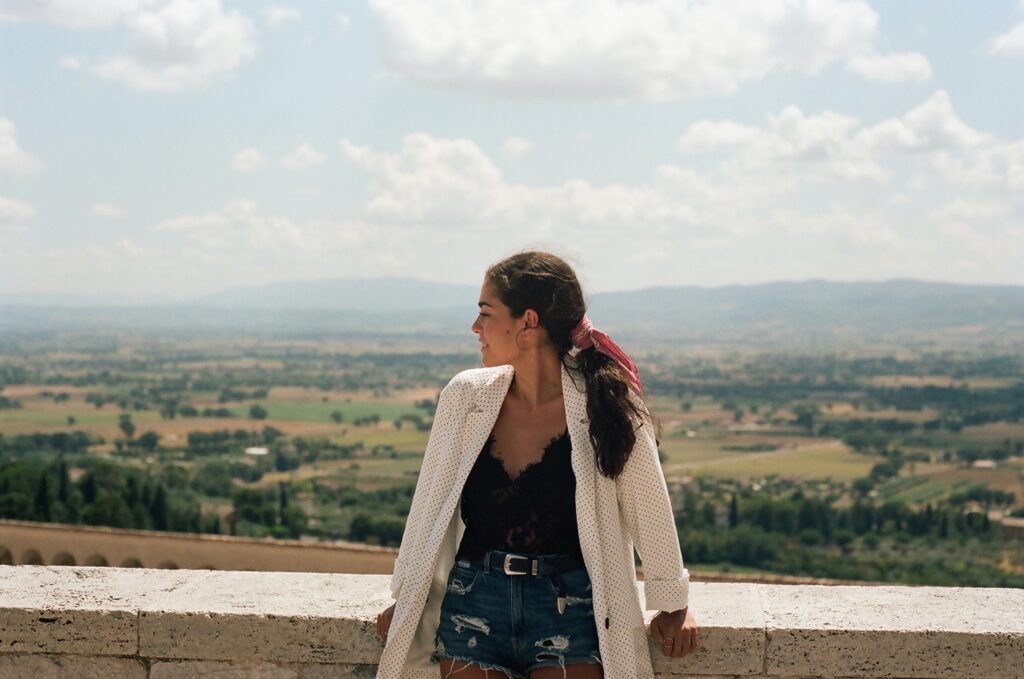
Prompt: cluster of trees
<box><xmin>0</xmin><ymin>450</ymin><xmax>315</xmax><ymax>540</ymax></box>
<box><xmin>330</xmin><ymin>484</ymin><xmax>414</xmax><ymax>546</ymax></box>
<box><xmin>191</xmin><ymin>460</ymin><xmax>264</xmax><ymax>497</ymax></box>
<box><xmin>669</xmin><ymin>488</ymin><xmax>1018</xmax><ymax>586</ymax></box>
<box><xmin>230</xmin><ymin>482</ymin><xmax>307</xmax><ymax>539</ymax></box>
<box><xmin>0</xmin><ymin>395</ymin><xmax>22</xmax><ymax>409</ymax></box>
<box><xmin>0</xmin><ymin>431</ymin><xmax>95</xmax><ymax>456</ymax></box>
<box><xmin>290</xmin><ymin>437</ymin><xmax>362</xmax><ymax>462</ymax></box>
<box><xmin>218</xmin><ymin>388</ymin><xmax>269</xmax><ymax>402</ymax></box>
<box><xmin>393</xmin><ymin>413</ymin><xmax>430</xmax><ymax>431</ymax></box>
<box><xmin>185</xmin><ymin>427</ymin><xmax>282</xmax><ymax>456</ymax></box>
<box><xmin>353</xmin><ymin>414</ymin><xmax>381</xmax><ymax>426</ymax></box>
<box><xmin>0</xmin><ymin>457</ymin><xmax>218</xmax><ymax>533</ymax></box>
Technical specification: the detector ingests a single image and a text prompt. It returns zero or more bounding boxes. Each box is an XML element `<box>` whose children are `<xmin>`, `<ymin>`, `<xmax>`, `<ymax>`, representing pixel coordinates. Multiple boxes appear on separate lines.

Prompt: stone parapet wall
<box><xmin>0</xmin><ymin>566</ymin><xmax>1021</xmax><ymax>678</ymax></box>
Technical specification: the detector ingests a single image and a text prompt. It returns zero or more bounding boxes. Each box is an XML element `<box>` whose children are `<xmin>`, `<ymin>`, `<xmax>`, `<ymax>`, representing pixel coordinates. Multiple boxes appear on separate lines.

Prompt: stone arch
<box><xmin>157</xmin><ymin>560</ymin><xmax>179</xmax><ymax>570</ymax></box>
<box><xmin>84</xmin><ymin>554</ymin><xmax>109</xmax><ymax>567</ymax></box>
<box><xmin>20</xmin><ymin>549</ymin><xmax>43</xmax><ymax>565</ymax></box>
<box><xmin>120</xmin><ymin>558</ymin><xmax>143</xmax><ymax>568</ymax></box>
<box><xmin>0</xmin><ymin>546</ymin><xmax>12</xmax><ymax>565</ymax></box>
<box><xmin>52</xmin><ymin>552</ymin><xmax>76</xmax><ymax>566</ymax></box>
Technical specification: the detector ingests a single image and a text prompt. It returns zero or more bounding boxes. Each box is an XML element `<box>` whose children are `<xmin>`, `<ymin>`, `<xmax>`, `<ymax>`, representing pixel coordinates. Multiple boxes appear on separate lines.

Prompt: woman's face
<box><xmin>471</xmin><ymin>280</ymin><xmax>523</xmax><ymax>367</ymax></box>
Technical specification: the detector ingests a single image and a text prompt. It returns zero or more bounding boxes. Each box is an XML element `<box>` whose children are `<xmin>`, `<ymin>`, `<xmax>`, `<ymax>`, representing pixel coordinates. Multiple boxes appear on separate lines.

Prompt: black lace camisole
<box><xmin>456</xmin><ymin>430</ymin><xmax>583</xmax><ymax>561</ymax></box>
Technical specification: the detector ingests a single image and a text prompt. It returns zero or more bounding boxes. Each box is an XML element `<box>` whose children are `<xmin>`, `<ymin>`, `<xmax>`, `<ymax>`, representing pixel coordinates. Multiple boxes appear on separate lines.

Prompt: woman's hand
<box><xmin>376</xmin><ymin>603</ymin><xmax>396</xmax><ymax>642</ymax></box>
<box><xmin>649</xmin><ymin>607</ymin><xmax>699</xmax><ymax>658</ymax></box>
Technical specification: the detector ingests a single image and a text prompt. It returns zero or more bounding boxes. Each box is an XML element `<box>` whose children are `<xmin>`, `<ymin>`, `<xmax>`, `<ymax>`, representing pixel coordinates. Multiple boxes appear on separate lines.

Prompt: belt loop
<box><xmin>533</xmin><ymin>555</ymin><xmax>544</xmax><ymax>577</ymax></box>
<box><xmin>482</xmin><ymin>550</ymin><xmax>493</xmax><ymax>574</ymax></box>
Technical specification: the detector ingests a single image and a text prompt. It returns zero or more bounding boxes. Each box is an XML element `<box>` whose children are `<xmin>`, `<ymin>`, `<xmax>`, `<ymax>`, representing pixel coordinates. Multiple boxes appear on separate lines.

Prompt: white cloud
<box><xmin>931</xmin><ymin>140</ymin><xmax>1024</xmax><ymax>192</ymax></box>
<box><xmin>678</xmin><ymin>91</ymin><xmax>1022</xmax><ymax>199</ymax></box>
<box><xmin>0</xmin><ymin>0</ymin><xmax>142</xmax><ymax>28</ymax></box>
<box><xmin>154</xmin><ymin>199</ymin><xmax>312</xmax><ymax>251</ymax></box>
<box><xmin>261</xmin><ymin>4</ymin><xmax>300</xmax><ymax>27</ymax></box>
<box><xmin>231</xmin><ymin>147</ymin><xmax>267</xmax><ymax>173</ymax></box>
<box><xmin>94</xmin><ymin>0</ymin><xmax>257</xmax><ymax>91</ymax></box>
<box><xmin>0</xmin><ymin>213</ymin><xmax>424</xmax><ymax>297</ymax></box>
<box><xmin>932</xmin><ymin>198</ymin><xmax>1015</xmax><ymax>222</ymax></box>
<box><xmin>369</xmin><ymin>0</ymin><xmax>925</xmax><ymax>99</ymax></box>
<box><xmin>501</xmin><ymin>137</ymin><xmax>534</xmax><ymax>159</ymax></box>
<box><xmin>327</xmin><ymin>91</ymin><xmax>1024</xmax><ymax>286</ymax></box>
<box><xmin>19</xmin><ymin>0</ymin><xmax>259</xmax><ymax>91</ymax></box>
<box><xmin>677</xmin><ymin>91</ymin><xmax>997</xmax><ymax>183</ymax></box>
<box><xmin>856</xmin><ymin>91</ymin><xmax>991</xmax><ymax>152</ymax></box>
<box><xmin>337</xmin><ymin>12</ymin><xmax>350</xmax><ymax>31</ymax></box>
<box><xmin>281</xmin><ymin>143</ymin><xmax>326</xmax><ymax>170</ymax></box>
<box><xmin>0</xmin><ymin>118</ymin><xmax>43</xmax><ymax>175</ymax></box>
<box><xmin>91</xmin><ymin>203</ymin><xmax>127</xmax><ymax>219</ymax></box>
<box><xmin>846</xmin><ymin>51</ymin><xmax>932</xmax><ymax>82</ymax></box>
<box><xmin>989</xmin><ymin>22</ymin><xmax>1024</xmax><ymax>56</ymax></box>
<box><xmin>0</xmin><ymin>195</ymin><xmax>36</xmax><ymax>222</ymax></box>
<box><xmin>679</xmin><ymin>106</ymin><xmax>886</xmax><ymax>181</ymax></box>
<box><xmin>339</xmin><ymin>133</ymin><xmax>733</xmax><ymax>231</ymax></box>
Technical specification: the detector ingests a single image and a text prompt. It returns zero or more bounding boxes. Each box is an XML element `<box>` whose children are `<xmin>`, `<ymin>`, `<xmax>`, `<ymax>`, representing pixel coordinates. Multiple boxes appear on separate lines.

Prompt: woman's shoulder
<box><xmin>447</xmin><ymin>364</ymin><xmax>514</xmax><ymax>391</ymax></box>
<box><xmin>434</xmin><ymin>365</ymin><xmax>513</xmax><ymax>417</ymax></box>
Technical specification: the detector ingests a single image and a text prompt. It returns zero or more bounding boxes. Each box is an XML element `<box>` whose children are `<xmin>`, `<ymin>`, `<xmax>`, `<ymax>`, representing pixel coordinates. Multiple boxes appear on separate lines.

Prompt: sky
<box><xmin>1</xmin><ymin>0</ymin><xmax>1022</xmax><ymax>301</ymax></box>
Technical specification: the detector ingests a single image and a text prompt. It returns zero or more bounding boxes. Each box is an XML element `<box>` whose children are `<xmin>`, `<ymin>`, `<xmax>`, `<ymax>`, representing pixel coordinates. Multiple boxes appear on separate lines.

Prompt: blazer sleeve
<box><xmin>616</xmin><ymin>404</ymin><xmax>690</xmax><ymax>614</ymax></box>
<box><xmin>390</xmin><ymin>376</ymin><xmax>468</xmax><ymax>600</ymax></box>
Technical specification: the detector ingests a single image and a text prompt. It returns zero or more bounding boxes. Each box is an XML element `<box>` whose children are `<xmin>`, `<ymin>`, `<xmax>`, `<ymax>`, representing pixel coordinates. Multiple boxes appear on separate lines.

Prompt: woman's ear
<box><xmin>522</xmin><ymin>308</ymin><xmax>540</xmax><ymax>332</ymax></box>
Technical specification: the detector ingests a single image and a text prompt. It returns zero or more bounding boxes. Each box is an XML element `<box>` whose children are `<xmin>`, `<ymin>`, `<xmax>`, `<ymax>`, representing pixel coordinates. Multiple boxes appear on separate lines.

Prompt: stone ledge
<box><xmin>0</xmin><ymin>566</ymin><xmax>1022</xmax><ymax>679</ymax></box>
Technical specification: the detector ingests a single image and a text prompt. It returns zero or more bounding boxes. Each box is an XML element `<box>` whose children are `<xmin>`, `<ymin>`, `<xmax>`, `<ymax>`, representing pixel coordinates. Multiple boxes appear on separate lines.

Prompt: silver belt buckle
<box><xmin>503</xmin><ymin>553</ymin><xmax>526</xmax><ymax>575</ymax></box>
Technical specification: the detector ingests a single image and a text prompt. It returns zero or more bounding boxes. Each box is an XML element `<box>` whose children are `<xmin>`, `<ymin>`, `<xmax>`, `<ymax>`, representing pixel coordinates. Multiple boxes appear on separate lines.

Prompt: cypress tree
<box><xmin>150</xmin><ymin>485</ymin><xmax>168</xmax><ymax>531</ymax></box>
<box><xmin>279</xmin><ymin>481</ymin><xmax>288</xmax><ymax>524</ymax></box>
<box><xmin>57</xmin><ymin>459</ymin><xmax>70</xmax><ymax>503</ymax></box>
<box><xmin>34</xmin><ymin>474</ymin><xmax>51</xmax><ymax>522</ymax></box>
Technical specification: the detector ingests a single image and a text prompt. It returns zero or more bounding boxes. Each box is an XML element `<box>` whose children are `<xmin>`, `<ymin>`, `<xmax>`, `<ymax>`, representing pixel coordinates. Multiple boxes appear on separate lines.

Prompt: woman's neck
<box><xmin>508</xmin><ymin>348</ymin><xmax>562</xmax><ymax>410</ymax></box>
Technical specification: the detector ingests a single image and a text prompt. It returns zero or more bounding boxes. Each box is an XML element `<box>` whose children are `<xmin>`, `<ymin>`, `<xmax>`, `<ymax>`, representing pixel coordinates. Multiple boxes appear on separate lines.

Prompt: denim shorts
<box><xmin>432</xmin><ymin>550</ymin><xmax>602</xmax><ymax>678</ymax></box>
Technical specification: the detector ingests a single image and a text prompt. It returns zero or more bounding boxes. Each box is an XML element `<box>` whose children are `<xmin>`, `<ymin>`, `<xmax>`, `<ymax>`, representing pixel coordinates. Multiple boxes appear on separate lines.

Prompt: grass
<box><xmin>688</xmin><ymin>441</ymin><xmax>880</xmax><ymax>482</ymax></box>
<box><xmin>229</xmin><ymin>400</ymin><xmax>425</xmax><ymax>424</ymax></box>
<box><xmin>881</xmin><ymin>477</ymin><xmax>970</xmax><ymax>504</ymax></box>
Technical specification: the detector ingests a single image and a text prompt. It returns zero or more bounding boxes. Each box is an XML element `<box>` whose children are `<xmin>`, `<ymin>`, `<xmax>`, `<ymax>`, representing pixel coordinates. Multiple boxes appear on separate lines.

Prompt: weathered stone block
<box><xmin>0</xmin><ymin>653</ymin><xmax>145</xmax><ymax>679</ymax></box>
<box><xmin>150</xmin><ymin>660</ymin><xmax>297</xmax><ymax>678</ymax></box>
<box><xmin>761</xmin><ymin>584</ymin><xmax>1024</xmax><ymax>678</ymax></box>
<box><xmin>298</xmin><ymin>663</ymin><xmax>379</xmax><ymax>679</ymax></box>
<box><xmin>0</xmin><ymin>565</ymin><xmax>192</xmax><ymax>656</ymax></box>
<box><xmin>139</xmin><ymin>570</ymin><xmax>392</xmax><ymax>664</ymax></box>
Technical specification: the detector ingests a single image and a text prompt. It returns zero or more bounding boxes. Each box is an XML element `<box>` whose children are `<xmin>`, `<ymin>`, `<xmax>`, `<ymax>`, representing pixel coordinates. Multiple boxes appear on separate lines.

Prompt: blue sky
<box><xmin>1</xmin><ymin>0</ymin><xmax>1022</xmax><ymax>300</ymax></box>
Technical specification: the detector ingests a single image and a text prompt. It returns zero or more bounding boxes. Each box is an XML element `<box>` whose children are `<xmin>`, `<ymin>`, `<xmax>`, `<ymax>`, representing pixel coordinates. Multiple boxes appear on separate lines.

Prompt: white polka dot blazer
<box><xmin>376</xmin><ymin>361</ymin><xmax>690</xmax><ymax>679</ymax></box>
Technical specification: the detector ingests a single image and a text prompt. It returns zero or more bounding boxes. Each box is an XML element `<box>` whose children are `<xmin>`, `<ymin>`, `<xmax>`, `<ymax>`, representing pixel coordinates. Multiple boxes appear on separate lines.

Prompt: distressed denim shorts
<box><xmin>432</xmin><ymin>550</ymin><xmax>603</xmax><ymax>678</ymax></box>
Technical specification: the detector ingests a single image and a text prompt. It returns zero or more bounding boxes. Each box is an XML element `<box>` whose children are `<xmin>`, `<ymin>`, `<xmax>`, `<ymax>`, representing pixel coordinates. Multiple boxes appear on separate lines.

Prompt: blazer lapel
<box><xmin>562</xmin><ymin>362</ymin><xmax>603</xmax><ymax>579</ymax></box>
<box><xmin>428</xmin><ymin>365</ymin><xmax>514</xmax><ymax>544</ymax></box>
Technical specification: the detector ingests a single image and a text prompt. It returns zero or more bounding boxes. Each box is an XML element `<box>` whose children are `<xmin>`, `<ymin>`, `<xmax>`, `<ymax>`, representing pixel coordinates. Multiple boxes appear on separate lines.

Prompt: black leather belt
<box><xmin>481</xmin><ymin>551</ymin><xmax>586</xmax><ymax>614</ymax></box>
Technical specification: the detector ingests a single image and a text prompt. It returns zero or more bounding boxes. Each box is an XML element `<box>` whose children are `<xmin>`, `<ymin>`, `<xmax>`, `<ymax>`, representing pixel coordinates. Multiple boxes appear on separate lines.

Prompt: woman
<box><xmin>376</xmin><ymin>252</ymin><xmax>698</xmax><ymax>679</ymax></box>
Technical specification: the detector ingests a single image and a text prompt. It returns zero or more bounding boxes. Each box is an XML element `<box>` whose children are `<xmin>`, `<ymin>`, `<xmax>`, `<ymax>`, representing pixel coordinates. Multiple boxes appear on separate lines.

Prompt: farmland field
<box><xmin>2</xmin><ymin>334</ymin><xmax>1022</xmax><ymax>586</ymax></box>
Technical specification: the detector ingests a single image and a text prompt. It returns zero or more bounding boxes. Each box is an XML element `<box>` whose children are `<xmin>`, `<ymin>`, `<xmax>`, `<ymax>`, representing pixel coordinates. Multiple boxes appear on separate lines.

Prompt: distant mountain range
<box><xmin>2</xmin><ymin>278</ymin><xmax>1022</xmax><ymax>349</ymax></box>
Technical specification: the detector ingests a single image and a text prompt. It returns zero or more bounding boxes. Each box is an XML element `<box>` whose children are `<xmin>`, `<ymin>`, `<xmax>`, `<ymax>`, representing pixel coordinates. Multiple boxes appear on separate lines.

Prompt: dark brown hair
<box><xmin>485</xmin><ymin>251</ymin><xmax>650</xmax><ymax>479</ymax></box>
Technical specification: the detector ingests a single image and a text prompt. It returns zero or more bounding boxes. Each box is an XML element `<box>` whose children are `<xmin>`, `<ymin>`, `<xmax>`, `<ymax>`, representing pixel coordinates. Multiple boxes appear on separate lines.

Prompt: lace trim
<box><xmin>483</xmin><ymin>429</ymin><xmax>570</xmax><ymax>483</ymax></box>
